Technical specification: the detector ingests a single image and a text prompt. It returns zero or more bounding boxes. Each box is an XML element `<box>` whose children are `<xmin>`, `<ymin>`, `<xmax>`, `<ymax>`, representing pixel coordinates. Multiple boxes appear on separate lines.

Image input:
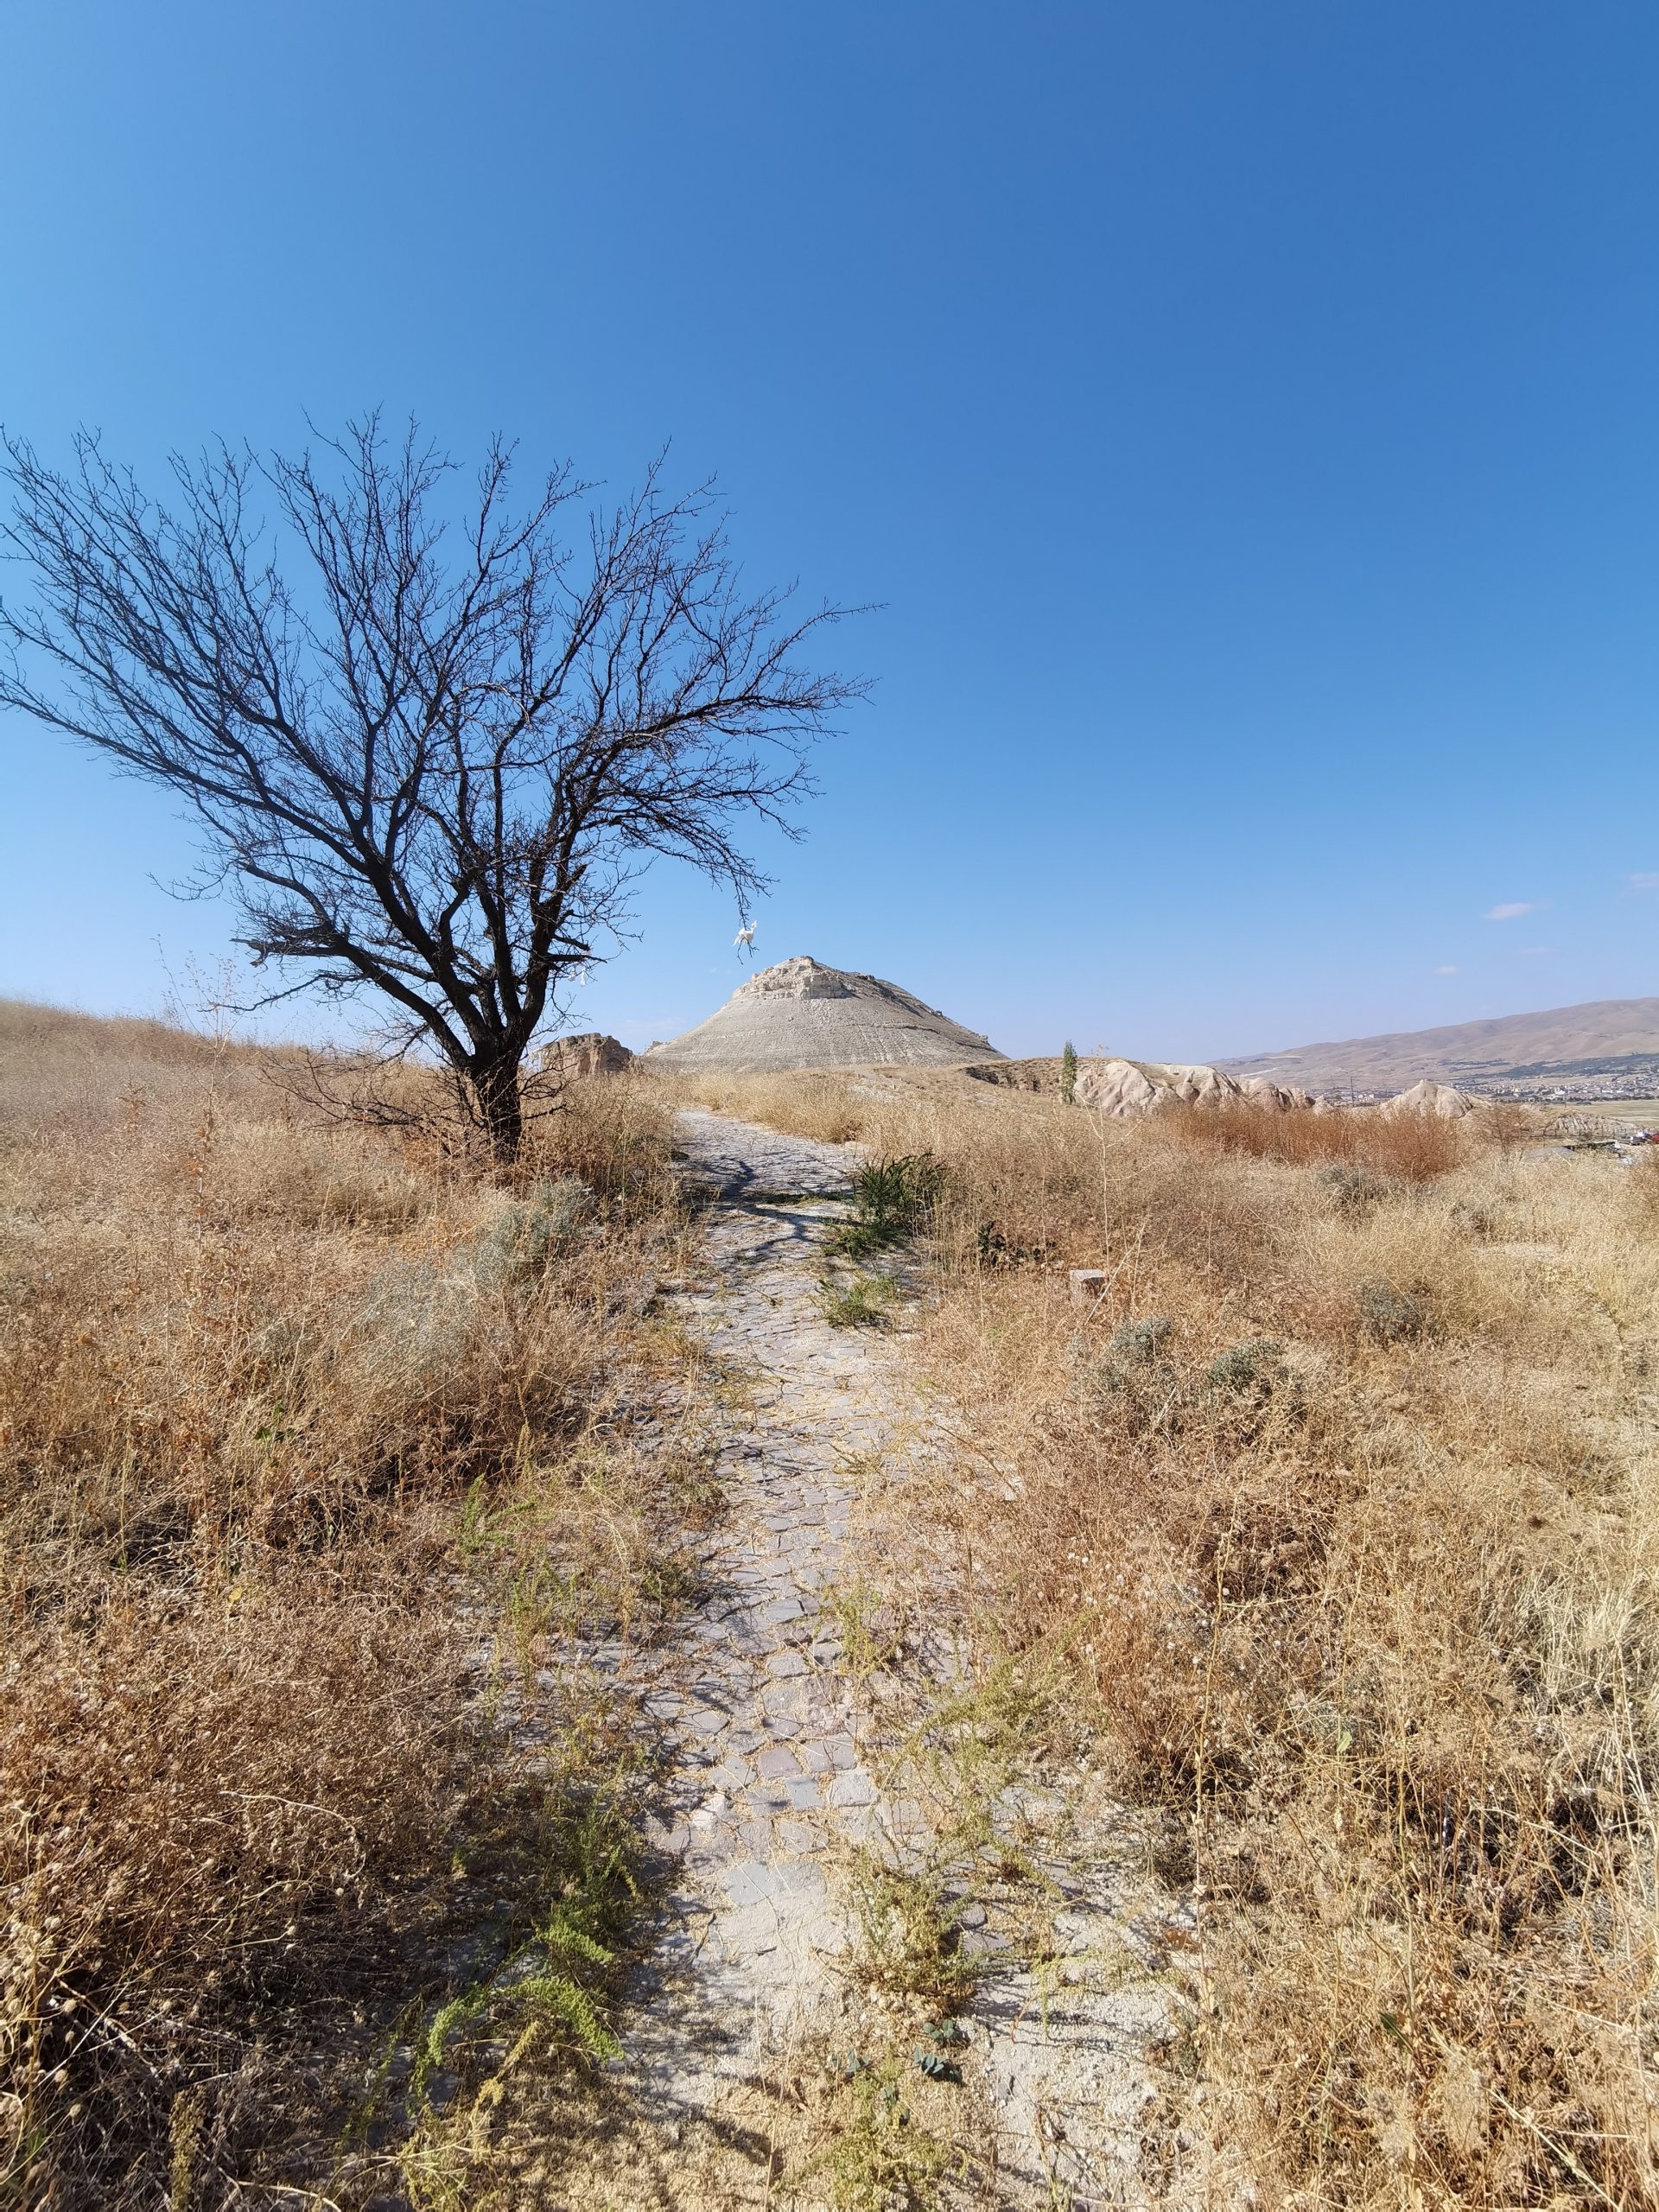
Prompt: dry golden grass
<box><xmin>660</xmin><ymin>1064</ymin><xmax>870</xmax><ymax>1146</ymax></box>
<box><xmin>656</xmin><ymin>1066</ymin><xmax>1659</xmax><ymax>2206</ymax></box>
<box><xmin>0</xmin><ymin>1003</ymin><xmax>690</xmax><ymax>2208</ymax></box>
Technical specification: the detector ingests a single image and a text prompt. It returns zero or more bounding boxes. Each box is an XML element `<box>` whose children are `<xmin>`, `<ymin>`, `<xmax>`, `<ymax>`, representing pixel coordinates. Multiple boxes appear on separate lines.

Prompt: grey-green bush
<box><xmin>1205</xmin><ymin>1337</ymin><xmax>1287</xmax><ymax>1396</ymax></box>
<box><xmin>479</xmin><ymin>1178</ymin><xmax>595</xmax><ymax>1286</ymax></box>
<box><xmin>1356</xmin><ymin>1278</ymin><xmax>1425</xmax><ymax>1344</ymax></box>
<box><xmin>1106</xmin><ymin>1316</ymin><xmax>1173</xmax><ymax>1368</ymax></box>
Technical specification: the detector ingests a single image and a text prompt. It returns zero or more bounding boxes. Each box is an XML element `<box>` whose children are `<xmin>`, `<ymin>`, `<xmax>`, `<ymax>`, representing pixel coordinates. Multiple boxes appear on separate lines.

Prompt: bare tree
<box><xmin>0</xmin><ymin>420</ymin><xmax>862</xmax><ymax>1155</ymax></box>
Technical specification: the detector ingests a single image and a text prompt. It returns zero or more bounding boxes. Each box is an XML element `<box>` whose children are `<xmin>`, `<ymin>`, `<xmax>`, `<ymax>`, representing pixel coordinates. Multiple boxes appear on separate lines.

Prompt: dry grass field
<box><xmin>10</xmin><ymin>1007</ymin><xmax>1659</xmax><ymax>2209</ymax></box>
<box><xmin>664</xmin><ymin>1065</ymin><xmax>1659</xmax><ymax>2207</ymax></box>
<box><xmin>0</xmin><ymin>1002</ymin><xmax>697</xmax><ymax>2208</ymax></box>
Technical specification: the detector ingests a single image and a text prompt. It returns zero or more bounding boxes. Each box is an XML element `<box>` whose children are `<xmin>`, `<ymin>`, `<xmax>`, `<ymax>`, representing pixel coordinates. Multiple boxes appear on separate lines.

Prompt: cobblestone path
<box><xmin>620</xmin><ymin>1110</ymin><xmax>906</xmax><ymax>2122</ymax></box>
<box><xmin>583</xmin><ymin>1109</ymin><xmax>1189</xmax><ymax>2208</ymax></box>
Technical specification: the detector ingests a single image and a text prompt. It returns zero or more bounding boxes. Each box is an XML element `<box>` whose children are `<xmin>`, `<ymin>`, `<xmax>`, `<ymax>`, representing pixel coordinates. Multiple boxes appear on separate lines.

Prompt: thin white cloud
<box><xmin>1433</xmin><ymin>964</ymin><xmax>1459</xmax><ymax>976</ymax></box>
<box><xmin>1628</xmin><ymin>872</ymin><xmax>1659</xmax><ymax>893</ymax></box>
<box><xmin>1484</xmin><ymin>900</ymin><xmax>1542</xmax><ymax>921</ymax></box>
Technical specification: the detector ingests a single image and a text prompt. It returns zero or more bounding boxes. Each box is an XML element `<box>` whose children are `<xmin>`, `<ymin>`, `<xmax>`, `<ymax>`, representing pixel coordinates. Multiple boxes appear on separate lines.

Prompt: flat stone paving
<box><xmin>616</xmin><ymin>1109</ymin><xmax>905</xmax><ymax>2115</ymax></box>
<box><xmin>589</xmin><ymin>1109</ymin><xmax>1192</xmax><ymax>2206</ymax></box>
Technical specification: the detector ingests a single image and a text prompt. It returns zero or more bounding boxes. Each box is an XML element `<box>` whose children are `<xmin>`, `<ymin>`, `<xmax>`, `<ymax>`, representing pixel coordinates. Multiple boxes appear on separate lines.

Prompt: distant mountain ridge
<box><xmin>1221</xmin><ymin>998</ymin><xmax>1659</xmax><ymax>1093</ymax></box>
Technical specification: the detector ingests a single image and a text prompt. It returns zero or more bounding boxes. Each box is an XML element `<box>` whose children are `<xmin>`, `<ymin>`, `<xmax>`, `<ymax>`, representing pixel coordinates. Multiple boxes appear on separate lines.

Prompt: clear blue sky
<box><xmin>3</xmin><ymin>1</ymin><xmax>1656</xmax><ymax>1060</ymax></box>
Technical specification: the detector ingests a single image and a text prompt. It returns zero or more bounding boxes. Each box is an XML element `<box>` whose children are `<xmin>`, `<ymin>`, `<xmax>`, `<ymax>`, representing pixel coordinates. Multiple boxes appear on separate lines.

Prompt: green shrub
<box><xmin>1356</xmin><ymin>1278</ymin><xmax>1425</xmax><ymax>1344</ymax></box>
<box><xmin>1106</xmin><ymin>1316</ymin><xmax>1173</xmax><ymax>1368</ymax></box>
<box><xmin>1071</xmin><ymin>1316</ymin><xmax>1183</xmax><ymax>1435</ymax></box>
<box><xmin>829</xmin><ymin>1153</ymin><xmax>944</xmax><ymax>1257</ymax></box>
<box><xmin>1206</xmin><ymin>1336</ymin><xmax>1288</xmax><ymax>1396</ymax></box>
<box><xmin>821</xmin><ymin>1273</ymin><xmax>900</xmax><ymax>1328</ymax></box>
<box><xmin>1060</xmin><ymin>1041</ymin><xmax>1077</xmax><ymax>1105</ymax></box>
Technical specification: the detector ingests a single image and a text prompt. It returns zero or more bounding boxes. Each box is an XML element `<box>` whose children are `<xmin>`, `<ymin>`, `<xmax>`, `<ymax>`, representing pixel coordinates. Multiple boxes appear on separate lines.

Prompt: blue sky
<box><xmin>2</xmin><ymin>0</ymin><xmax>1656</xmax><ymax>1060</ymax></box>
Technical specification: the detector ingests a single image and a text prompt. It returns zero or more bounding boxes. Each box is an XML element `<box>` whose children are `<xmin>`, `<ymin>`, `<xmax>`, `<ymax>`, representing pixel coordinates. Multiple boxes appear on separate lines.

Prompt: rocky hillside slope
<box><xmin>642</xmin><ymin>956</ymin><xmax>1001</xmax><ymax>1073</ymax></box>
<box><xmin>1223</xmin><ymin>996</ymin><xmax>1659</xmax><ymax>1093</ymax></box>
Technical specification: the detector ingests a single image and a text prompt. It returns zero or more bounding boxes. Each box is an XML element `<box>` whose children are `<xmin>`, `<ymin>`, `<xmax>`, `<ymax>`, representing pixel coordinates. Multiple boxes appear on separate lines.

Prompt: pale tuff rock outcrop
<box><xmin>1075</xmin><ymin>1059</ymin><xmax>1169</xmax><ymax>1117</ymax></box>
<box><xmin>1240</xmin><ymin>1073</ymin><xmax>1319</xmax><ymax>1111</ymax></box>
<box><xmin>1159</xmin><ymin>1062</ymin><xmax>1246</xmax><ymax>1108</ymax></box>
<box><xmin>641</xmin><ymin>956</ymin><xmax>1001</xmax><ymax>1074</ymax></box>
<box><xmin>1377</xmin><ymin>1077</ymin><xmax>1478</xmax><ymax>1119</ymax></box>
<box><xmin>1076</xmin><ymin>1058</ymin><xmax>1320</xmax><ymax>1119</ymax></box>
<box><xmin>539</xmin><ymin>1031</ymin><xmax>634</xmax><ymax>1077</ymax></box>
<box><xmin>1077</xmin><ymin>1058</ymin><xmax>1243</xmax><ymax>1117</ymax></box>
<box><xmin>966</xmin><ymin>1056</ymin><xmax>1325</xmax><ymax>1112</ymax></box>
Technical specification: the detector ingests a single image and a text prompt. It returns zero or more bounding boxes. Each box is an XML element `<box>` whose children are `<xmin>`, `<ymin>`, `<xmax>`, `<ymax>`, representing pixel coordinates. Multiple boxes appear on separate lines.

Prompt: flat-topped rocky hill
<box><xmin>641</xmin><ymin>955</ymin><xmax>1002</xmax><ymax>1073</ymax></box>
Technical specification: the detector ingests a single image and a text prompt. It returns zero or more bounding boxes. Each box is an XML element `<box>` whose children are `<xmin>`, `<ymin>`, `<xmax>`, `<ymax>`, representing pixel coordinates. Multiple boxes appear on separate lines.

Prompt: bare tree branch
<box><xmin>0</xmin><ymin>416</ymin><xmax>867</xmax><ymax>1154</ymax></box>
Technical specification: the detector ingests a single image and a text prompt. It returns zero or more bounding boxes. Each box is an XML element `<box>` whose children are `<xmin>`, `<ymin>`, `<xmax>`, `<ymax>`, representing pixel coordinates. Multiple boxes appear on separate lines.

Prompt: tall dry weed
<box><xmin>666</xmin><ymin>1064</ymin><xmax>1659</xmax><ymax>2204</ymax></box>
<box><xmin>1152</xmin><ymin>1096</ymin><xmax>1469</xmax><ymax>1180</ymax></box>
<box><xmin>0</xmin><ymin>1007</ymin><xmax>683</xmax><ymax>2205</ymax></box>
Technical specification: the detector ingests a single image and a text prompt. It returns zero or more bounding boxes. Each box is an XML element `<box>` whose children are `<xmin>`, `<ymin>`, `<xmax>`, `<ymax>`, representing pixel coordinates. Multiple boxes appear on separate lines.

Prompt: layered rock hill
<box><xmin>641</xmin><ymin>956</ymin><xmax>1002</xmax><ymax>1074</ymax></box>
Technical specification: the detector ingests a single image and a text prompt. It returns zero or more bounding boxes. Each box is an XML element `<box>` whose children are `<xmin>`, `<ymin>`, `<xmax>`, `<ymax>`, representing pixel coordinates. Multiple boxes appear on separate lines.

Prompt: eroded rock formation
<box><xmin>1377</xmin><ymin>1078</ymin><xmax>1477</xmax><ymax>1119</ymax></box>
<box><xmin>540</xmin><ymin>1032</ymin><xmax>635</xmax><ymax>1077</ymax></box>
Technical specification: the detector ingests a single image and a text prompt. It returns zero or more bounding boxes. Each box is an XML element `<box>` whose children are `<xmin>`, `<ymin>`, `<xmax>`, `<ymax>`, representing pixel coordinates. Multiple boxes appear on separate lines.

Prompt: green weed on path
<box><xmin>821</xmin><ymin>1272</ymin><xmax>902</xmax><ymax>1328</ymax></box>
<box><xmin>827</xmin><ymin>1154</ymin><xmax>944</xmax><ymax>1262</ymax></box>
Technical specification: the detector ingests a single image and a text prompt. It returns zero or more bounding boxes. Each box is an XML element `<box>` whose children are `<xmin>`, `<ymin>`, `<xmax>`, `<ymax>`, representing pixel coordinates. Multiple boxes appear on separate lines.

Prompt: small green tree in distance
<box><xmin>1060</xmin><ymin>1040</ymin><xmax>1077</xmax><ymax>1104</ymax></box>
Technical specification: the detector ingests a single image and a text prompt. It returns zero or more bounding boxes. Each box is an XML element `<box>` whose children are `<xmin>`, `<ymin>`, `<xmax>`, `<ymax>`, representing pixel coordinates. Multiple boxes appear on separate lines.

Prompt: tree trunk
<box><xmin>472</xmin><ymin>1052</ymin><xmax>524</xmax><ymax>1161</ymax></box>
